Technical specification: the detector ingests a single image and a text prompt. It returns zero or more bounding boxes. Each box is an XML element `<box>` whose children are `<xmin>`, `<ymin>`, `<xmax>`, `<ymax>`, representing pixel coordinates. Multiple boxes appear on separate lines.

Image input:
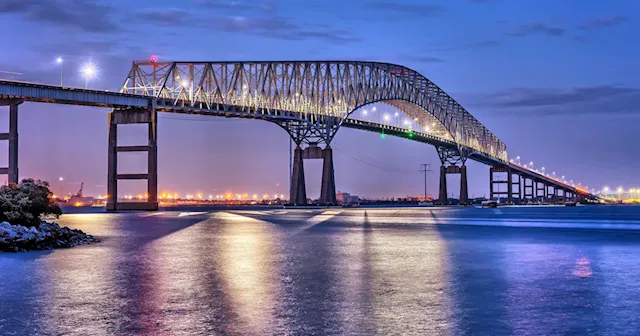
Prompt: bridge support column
<box><xmin>0</xmin><ymin>99</ymin><xmax>22</xmax><ymax>184</ymax></box>
<box><xmin>107</xmin><ymin>106</ymin><xmax>158</xmax><ymax>211</ymax></box>
<box><xmin>278</xmin><ymin>118</ymin><xmax>339</xmax><ymax>206</ymax></box>
<box><xmin>436</xmin><ymin>147</ymin><xmax>469</xmax><ymax>205</ymax></box>
<box><xmin>319</xmin><ymin>146</ymin><xmax>337</xmax><ymax>205</ymax></box>
<box><xmin>439</xmin><ymin>165</ymin><xmax>448</xmax><ymax>205</ymax></box>
<box><xmin>460</xmin><ymin>165</ymin><xmax>468</xmax><ymax>206</ymax></box>
<box><xmin>289</xmin><ymin>146</ymin><xmax>307</xmax><ymax>205</ymax></box>
<box><xmin>507</xmin><ymin>167</ymin><xmax>513</xmax><ymax>205</ymax></box>
<box><xmin>490</xmin><ymin>165</ymin><xmax>513</xmax><ymax>204</ymax></box>
<box><xmin>524</xmin><ymin>178</ymin><xmax>534</xmax><ymax>203</ymax></box>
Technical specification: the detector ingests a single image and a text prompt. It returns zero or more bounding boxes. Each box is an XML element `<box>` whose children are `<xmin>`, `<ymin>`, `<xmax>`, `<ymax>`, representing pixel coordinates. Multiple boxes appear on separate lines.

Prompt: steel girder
<box><xmin>120</xmin><ymin>61</ymin><xmax>508</xmax><ymax>162</ymax></box>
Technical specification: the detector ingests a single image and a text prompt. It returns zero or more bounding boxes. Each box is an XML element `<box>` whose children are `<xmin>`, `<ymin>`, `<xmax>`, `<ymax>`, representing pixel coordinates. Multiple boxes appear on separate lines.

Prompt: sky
<box><xmin>0</xmin><ymin>0</ymin><xmax>638</xmax><ymax>199</ymax></box>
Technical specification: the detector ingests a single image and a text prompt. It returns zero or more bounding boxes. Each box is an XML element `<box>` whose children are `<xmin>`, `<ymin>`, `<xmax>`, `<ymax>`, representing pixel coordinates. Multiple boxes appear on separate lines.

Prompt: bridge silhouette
<box><xmin>0</xmin><ymin>60</ymin><xmax>592</xmax><ymax>210</ymax></box>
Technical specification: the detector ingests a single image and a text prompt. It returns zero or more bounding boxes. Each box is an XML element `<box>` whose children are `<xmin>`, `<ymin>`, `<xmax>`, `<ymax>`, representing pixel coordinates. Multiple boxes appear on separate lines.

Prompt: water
<box><xmin>2</xmin><ymin>205</ymin><xmax>640</xmax><ymax>335</ymax></box>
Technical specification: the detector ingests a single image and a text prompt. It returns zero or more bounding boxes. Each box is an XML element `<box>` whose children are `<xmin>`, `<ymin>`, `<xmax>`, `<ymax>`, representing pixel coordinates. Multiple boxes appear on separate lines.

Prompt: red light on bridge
<box><xmin>150</xmin><ymin>55</ymin><xmax>158</xmax><ymax>63</ymax></box>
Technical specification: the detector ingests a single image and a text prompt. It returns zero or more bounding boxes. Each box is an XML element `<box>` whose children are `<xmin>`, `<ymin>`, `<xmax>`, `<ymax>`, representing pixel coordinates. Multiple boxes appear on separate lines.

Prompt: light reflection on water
<box><xmin>2</xmin><ymin>207</ymin><xmax>640</xmax><ymax>335</ymax></box>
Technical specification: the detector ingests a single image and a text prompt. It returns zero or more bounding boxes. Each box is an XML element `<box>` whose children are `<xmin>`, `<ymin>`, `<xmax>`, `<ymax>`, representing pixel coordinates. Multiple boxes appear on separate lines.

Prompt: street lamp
<box><xmin>80</xmin><ymin>61</ymin><xmax>98</xmax><ymax>88</ymax></box>
<box><xmin>56</xmin><ymin>57</ymin><xmax>63</xmax><ymax>87</ymax></box>
<box><xmin>516</xmin><ymin>156</ymin><xmax>520</xmax><ymax>164</ymax></box>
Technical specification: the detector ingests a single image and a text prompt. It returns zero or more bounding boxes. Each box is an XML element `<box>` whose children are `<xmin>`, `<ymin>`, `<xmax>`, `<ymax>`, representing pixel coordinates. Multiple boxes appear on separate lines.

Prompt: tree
<box><xmin>0</xmin><ymin>179</ymin><xmax>62</xmax><ymax>227</ymax></box>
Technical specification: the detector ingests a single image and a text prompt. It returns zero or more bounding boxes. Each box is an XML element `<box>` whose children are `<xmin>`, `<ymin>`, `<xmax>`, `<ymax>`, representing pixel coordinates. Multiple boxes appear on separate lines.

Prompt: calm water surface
<box><xmin>2</xmin><ymin>206</ymin><xmax>640</xmax><ymax>335</ymax></box>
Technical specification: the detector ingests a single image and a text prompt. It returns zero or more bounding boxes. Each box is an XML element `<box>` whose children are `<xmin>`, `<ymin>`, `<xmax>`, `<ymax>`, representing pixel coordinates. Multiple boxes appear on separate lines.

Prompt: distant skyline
<box><xmin>0</xmin><ymin>0</ymin><xmax>638</xmax><ymax>199</ymax></box>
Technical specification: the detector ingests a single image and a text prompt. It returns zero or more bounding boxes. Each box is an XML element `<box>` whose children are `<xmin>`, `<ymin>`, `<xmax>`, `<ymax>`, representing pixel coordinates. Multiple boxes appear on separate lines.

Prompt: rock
<box><xmin>0</xmin><ymin>221</ymin><xmax>99</xmax><ymax>252</ymax></box>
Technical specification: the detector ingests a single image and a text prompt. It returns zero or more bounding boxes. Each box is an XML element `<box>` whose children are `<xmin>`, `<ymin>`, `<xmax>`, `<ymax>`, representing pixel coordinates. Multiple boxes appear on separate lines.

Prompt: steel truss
<box><xmin>121</xmin><ymin>61</ymin><xmax>508</xmax><ymax>162</ymax></box>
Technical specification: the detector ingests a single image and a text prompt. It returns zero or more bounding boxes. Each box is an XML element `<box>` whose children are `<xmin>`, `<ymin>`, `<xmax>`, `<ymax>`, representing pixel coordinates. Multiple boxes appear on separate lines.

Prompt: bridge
<box><xmin>0</xmin><ymin>60</ymin><xmax>593</xmax><ymax>210</ymax></box>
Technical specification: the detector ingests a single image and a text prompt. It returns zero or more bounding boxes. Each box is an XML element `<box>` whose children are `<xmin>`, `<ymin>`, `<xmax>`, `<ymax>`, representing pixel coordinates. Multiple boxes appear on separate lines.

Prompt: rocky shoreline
<box><xmin>0</xmin><ymin>221</ymin><xmax>99</xmax><ymax>252</ymax></box>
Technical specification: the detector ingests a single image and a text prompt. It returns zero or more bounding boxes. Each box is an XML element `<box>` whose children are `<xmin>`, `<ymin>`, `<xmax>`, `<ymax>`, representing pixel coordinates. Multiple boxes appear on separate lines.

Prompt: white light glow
<box><xmin>80</xmin><ymin>62</ymin><xmax>98</xmax><ymax>81</ymax></box>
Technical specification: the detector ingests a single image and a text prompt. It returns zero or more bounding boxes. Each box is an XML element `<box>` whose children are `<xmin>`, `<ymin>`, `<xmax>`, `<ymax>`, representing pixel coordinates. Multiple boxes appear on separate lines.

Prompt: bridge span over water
<box><xmin>0</xmin><ymin>60</ymin><xmax>592</xmax><ymax>210</ymax></box>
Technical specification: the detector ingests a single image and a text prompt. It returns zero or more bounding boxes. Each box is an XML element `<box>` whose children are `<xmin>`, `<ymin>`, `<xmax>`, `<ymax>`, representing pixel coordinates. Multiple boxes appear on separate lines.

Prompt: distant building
<box><xmin>337</xmin><ymin>192</ymin><xmax>359</xmax><ymax>204</ymax></box>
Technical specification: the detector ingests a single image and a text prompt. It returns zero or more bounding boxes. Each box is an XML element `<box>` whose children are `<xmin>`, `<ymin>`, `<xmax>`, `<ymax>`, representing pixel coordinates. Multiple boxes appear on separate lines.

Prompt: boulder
<box><xmin>0</xmin><ymin>221</ymin><xmax>99</xmax><ymax>252</ymax></box>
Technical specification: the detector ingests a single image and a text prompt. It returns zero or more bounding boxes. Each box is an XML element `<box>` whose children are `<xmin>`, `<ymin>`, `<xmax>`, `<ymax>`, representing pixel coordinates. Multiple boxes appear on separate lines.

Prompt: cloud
<box><xmin>464</xmin><ymin>86</ymin><xmax>640</xmax><ymax>116</ymax></box>
<box><xmin>395</xmin><ymin>55</ymin><xmax>445</xmax><ymax>64</ymax></box>
<box><xmin>432</xmin><ymin>40</ymin><xmax>500</xmax><ymax>52</ymax></box>
<box><xmin>156</xmin><ymin>13</ymin><xmax>361</xmax><ymax>44</ymax></box>
<box><xmin>131</xmin><ymin>5</ymin><xmax>360</xmax><ymax>44</ymax></box>
<box><xmin>193</xmin><ymin>0</ymin><xmax>274</xmax><ymax>11</ymax></box>
<box><xmin>135</xmin><ymin>8</ymin><xmax>199</xmax><ymax>26</ymax></box>
<box><xmin>0</xmin><ymin>0</ymin><xmax>116</xmax><ymax>33</ymax></box>
<box><xmin>508</xmin><ymin>23</ymin><xmax>565</xmax><ymax>37</ymax></box>
<box><xmin>371</xmin><ymin>1</ymin><xmax>444</xmax><ymax>17</ymax></box>
<box><xmin>579</xmin><ymin>16</ymin><xmax>627</xmax><ymax>30</ymax></box>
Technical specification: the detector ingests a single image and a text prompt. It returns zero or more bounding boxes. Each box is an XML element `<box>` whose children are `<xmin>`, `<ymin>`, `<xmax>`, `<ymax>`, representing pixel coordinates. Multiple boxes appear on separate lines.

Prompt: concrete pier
<box><xmin>107</xmin><ymin>107</ymin><xmax>158</xmax><ymax>211</ymax></box>
<box><xmin>459</xmin><ymin>165</ymin><xmax>469</xmax><ymax>205</ymax></box>
<box><xmin>0</xmin><ymin>99</ymin><xmax>22</xmax><ymax>184</ymax></box>
<box><xmin>319</xmin><ymin>146</ymin><xmax>337</xmax><ymax>205</ymax></box>
<box><xmin>439</xmin><ymin>165</ymin><xmax>448</xmax><ymax>204</ymax></box>
<box><xmin>289</xmin><ymin>146</ymin><xmax>307</xmax><ymax>205</ymax></box>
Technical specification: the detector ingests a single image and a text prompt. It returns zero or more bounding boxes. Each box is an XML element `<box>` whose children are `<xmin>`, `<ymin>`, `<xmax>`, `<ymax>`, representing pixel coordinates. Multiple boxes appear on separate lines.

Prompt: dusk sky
<box><xmin>0</xmin><ymin>0</ymin><xmax>637</xmax><ymax>199</ymax></box>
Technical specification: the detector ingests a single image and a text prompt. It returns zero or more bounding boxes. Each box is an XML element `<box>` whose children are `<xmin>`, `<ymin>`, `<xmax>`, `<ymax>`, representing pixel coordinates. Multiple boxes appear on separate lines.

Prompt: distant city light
<box><xmin>58</xmin><ymin>177</ymin><xmax>64</xmax><ymax>181</ymax></box>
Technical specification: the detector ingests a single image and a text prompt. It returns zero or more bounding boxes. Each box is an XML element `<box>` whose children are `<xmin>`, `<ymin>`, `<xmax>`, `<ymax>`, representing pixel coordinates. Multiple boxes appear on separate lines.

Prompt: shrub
<box><xmin>0</xmin><ymin>179</ymin><xmax>62</xmax><ymax>227</ymax></box>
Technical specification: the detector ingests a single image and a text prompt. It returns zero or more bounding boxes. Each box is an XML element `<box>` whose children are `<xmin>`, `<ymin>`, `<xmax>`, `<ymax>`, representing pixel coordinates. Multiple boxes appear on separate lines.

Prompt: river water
<box><xmin>2</xmin><ymin>205</ymin><xmax>640</xmax><ymax>335</ymax></box>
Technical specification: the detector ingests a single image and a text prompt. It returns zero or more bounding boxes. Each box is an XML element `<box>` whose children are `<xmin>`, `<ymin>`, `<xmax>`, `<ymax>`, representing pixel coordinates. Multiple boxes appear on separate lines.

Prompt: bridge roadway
<box><xmin>0</xmin><ymin>78</ymin><xmax>592</xmax><ymax>209</ymax></box>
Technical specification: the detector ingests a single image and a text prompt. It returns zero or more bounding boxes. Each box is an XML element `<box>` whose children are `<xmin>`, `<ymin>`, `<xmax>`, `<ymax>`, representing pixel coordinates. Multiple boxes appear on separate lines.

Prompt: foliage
<box><xmin>0</xmin><ymin>179</ymin><xmax>62</xmax><ymax>227</ymax></box>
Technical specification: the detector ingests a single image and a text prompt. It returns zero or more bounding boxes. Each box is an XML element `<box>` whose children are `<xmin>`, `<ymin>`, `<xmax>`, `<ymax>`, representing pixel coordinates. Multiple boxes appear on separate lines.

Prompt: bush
<box><xmin>0</xmin><ymin>179</ymin><xmax>62</xmax><ymax>227</ymax></box>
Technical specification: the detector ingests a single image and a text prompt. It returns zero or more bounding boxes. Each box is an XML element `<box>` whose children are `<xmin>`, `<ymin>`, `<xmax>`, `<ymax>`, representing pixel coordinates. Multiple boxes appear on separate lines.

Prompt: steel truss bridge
<box><xmin>0</xmin><ymin>60</ymin><xmax>593</xmax><ymax>210</ymax></box>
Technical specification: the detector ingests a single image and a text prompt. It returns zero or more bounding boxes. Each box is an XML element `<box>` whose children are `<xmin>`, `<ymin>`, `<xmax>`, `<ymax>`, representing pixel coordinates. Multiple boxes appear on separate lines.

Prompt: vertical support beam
<box><xmin>519</xmin><ymin>175</ymin><xmax>523</xmax><ymax>203</ymax></box>
<box><xmin>148</xmin><ymin>108</ymin><xmax>158</xmax><ymax>207</ymax></box>
<box><xmin>507</xmin><ymin>167</ymin><xmax>513</xmax><ymax>205</ymax></box>
<box><xmin>106</xmin><ymin>112</ymin><xmax>118</xmax><ymax>211</ymax></box>
<box><xmin>460</xmin><ymin>165</ymin><xmax>468</xmax><ymax>205</ymax></box>
<box><xmin>289</xmin><ymin>146</ymin><xmax>307</xmax><ymax>205</ymax></box>
<box><xmin>319</xmin><ymin>146</ymin><xmax>336</xmax><ymax>205</ymax></box>
<box><xmin>8</xmin><ymin>103</ymin><xmax>18</xmax><ymax>184</ymax></box>
<box><xmin>489</xmin><ymin>168</ymin><xmax>494</xmax><ymax>200</ymax></box>
<box><xmin>439</xmin><ymin>165</ymin><xmax>448</xmax><ymax>205</ymax></box>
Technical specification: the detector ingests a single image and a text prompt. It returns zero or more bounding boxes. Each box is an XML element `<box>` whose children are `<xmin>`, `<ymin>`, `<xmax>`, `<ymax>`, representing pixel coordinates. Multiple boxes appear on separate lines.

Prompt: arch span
<box><xmin>121</xmin><ymin>61</ymin><xmax>507</xmax><ymax>161</ymax></box>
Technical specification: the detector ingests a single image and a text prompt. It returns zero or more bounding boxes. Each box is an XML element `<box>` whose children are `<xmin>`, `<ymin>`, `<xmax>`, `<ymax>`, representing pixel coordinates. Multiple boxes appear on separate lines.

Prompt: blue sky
<box><xmin>0</xmin><ymin>0</ymin><xmax>637</xmax><ymax>199</ymax></box>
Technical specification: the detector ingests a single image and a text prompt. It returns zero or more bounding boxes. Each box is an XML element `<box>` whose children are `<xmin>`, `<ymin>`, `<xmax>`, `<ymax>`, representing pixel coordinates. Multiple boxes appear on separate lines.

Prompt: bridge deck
<box><xmin>0</xmin><ymin>80</ymin><xmax>149</xmax><ymax>108</ymax></box>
